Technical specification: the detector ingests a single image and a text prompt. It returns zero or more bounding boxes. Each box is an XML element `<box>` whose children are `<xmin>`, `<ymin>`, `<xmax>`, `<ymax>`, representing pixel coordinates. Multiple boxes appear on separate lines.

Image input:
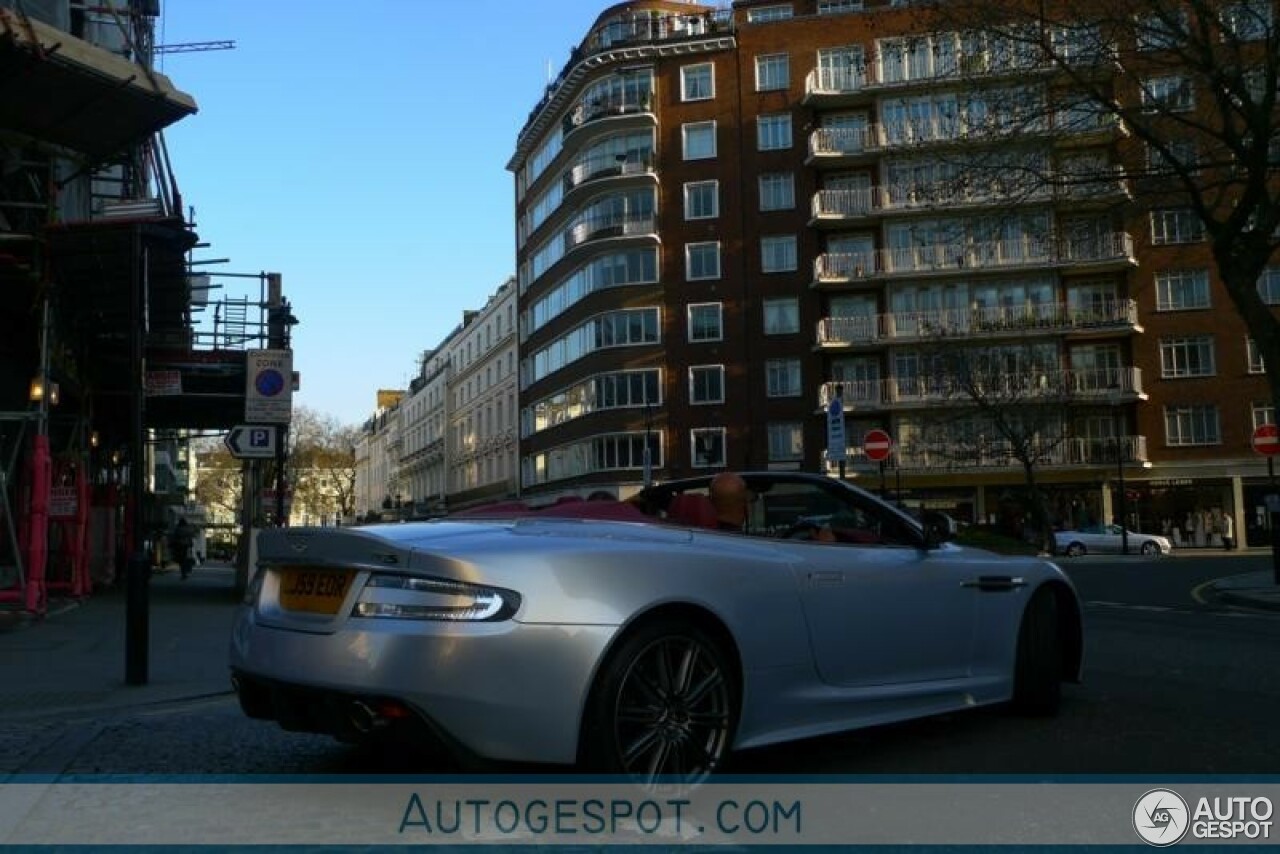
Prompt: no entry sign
<box><xmin>863</xmin><ymin>428</ymin><xmax>893</xmax><ymax>462</ymax></box>
<box><xmin>1252</xmin><ymin>423</ymin><xmax>1280</xmax><ymax>456</ymax></box>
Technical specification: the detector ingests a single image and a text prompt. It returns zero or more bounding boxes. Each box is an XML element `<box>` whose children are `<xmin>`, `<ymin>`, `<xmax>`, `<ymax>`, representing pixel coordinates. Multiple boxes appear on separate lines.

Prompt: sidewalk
<box><xmin>0</xmin><ymin>562</ymin><xmax>241</xmax><ymax>722</ymax></box>
<box><xmin>1209</xmin><ymin>568</ymin><xmax>1280</xmax><ymax>612</ymax></box>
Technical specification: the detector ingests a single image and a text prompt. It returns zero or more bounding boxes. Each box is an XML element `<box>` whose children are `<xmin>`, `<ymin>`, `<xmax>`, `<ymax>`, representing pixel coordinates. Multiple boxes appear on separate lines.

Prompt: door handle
<box><xmin>808</xmin><ymin>570</ymin><xmax>844</xmax><ymax>585</ymax></box>
<box><xmin>961</xmin><ymin>576</ymin><xmax>1026</xmax><ymax>592</ymax></box>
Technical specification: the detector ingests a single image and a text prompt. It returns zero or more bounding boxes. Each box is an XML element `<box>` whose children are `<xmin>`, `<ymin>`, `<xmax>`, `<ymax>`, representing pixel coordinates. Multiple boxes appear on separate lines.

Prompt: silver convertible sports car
<box><xmin>230</xmin><ymin>472</ymin><xmax>1083</xmax><ymax>782</ymax></box>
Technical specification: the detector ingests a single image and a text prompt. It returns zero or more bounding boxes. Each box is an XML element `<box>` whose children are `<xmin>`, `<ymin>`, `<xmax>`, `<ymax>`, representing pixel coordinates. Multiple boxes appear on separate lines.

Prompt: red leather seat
<box><xmin>666</xmin><ymin>493</ymin><xmax>719</xmax><ymax>529</ymax></box>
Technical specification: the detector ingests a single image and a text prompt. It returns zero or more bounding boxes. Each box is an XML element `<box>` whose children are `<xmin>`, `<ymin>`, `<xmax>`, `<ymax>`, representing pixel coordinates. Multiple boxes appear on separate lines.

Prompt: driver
<box><xmin>709</xmin><ymin>472</ymin><xmax>751</xmax><ymax>532</ymax></box>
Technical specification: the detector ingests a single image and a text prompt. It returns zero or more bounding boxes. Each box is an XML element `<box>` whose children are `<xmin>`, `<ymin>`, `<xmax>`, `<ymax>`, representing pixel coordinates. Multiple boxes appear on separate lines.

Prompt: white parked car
<box><xmin>1055</xmin><ymin>524</ymin><xmax>1172</xmax><ymax>557</ymax></box>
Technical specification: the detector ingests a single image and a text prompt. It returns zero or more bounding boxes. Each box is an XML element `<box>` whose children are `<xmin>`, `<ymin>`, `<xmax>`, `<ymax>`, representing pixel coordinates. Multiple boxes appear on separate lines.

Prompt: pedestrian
<box><xmin>1222</xmin><ymin>512</ymin><xmax>1235</xmax><ymax>551</ymax></box>
<box><xmin>170</xmin><ymin>518</ymin><xmax>195</xmax><ymax>580</ymax></box>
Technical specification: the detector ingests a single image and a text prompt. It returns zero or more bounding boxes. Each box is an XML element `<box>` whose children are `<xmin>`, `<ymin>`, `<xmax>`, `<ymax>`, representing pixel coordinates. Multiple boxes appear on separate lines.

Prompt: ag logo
<box><xmin>1134</xmin><ymin>788</ymin><xmax>1189</xmax><ymax>846</ymax></box>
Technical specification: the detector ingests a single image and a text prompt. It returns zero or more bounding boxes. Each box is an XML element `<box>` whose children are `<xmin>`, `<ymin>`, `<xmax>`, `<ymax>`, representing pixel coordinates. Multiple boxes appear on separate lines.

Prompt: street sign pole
<box><xmin>827</xmin><ymin>391</ymin><xmax>846</xmax><ymax>480</ymax></box>
<box><xmin>1251</xmin><ymin>423</ymin><xmax>1280</xmax><ymax>584</ymax></box>
<box><xmin>879</xmin><ymin>460</ymin><xmax>886</xmax><ymax>498</ymax></box>
<box><xmin>275</xmin><ymin>424</ymin><xmax>287</xmax><ymax>526</ymax></box>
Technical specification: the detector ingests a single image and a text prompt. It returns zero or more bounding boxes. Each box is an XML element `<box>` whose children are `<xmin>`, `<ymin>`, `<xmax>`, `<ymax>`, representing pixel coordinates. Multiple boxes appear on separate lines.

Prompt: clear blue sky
<box><xmin>158</xmin><ymin>1</ymin><xmax>614</xmax><ymax>427</ymax></box>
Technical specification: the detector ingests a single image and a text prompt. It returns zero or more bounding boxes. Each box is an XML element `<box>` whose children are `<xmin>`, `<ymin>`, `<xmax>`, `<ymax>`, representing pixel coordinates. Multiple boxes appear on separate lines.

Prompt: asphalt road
<box><xmin>3</xmin><ymin>555</ymin><xmax>1277</xmax><ymax>777</ymax></box>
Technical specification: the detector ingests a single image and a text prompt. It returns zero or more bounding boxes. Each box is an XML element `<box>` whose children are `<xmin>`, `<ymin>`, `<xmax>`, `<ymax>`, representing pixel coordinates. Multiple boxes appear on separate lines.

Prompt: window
<box><xmin>766</xmin><ymin>358</ymin><xmax>802</xmax><ymax>397</ymax></box>
<box><xmin>682</xmin><ymin>121</ymin><xmax>717</xmax><ymax>160</ymax></box>
<box><xmin>689</xmin><ymin>365</ymin><xmax>725</xmax><ymax>404</ymax></box>
<box><xmin>1222</xmin><ymin>0</ymin><xmax>1273</xmax><ymax>40</ymax></box>
<box><xmin>1253</xmin><ymin>402</ymin><xmax>1275</xmax><ymax>429</ymax></box>
<box><xmin>1160</xmin><ymin>336</ymin><xmax>1216</xmax><ymax>378</ymax></box>
<box><xmin>747</xmin><ymin>5</ymin><xmax>793</xmax><ymax>22</ymax></box>
<box><xmin>818</xmin><ymin>0</ymin><xmax>862</xmax><ymax>12</ymax></box>
<box><xmin>768</xmin><ymin>422</ymin><xmax>805</xmax><ymax>462</ymax></box>
<box><xmin>1135</xmin><ymin>10</ymin><xmax>1188</xmax><ymax>51</ymax></box>
<box><xmin>1151</xmin><ymin>209</ymin><xmax>1204</xmax><ymax>244</ymax></box>
<box><xmin>684</xmin><ymin>180</ymin><xmax>719</xmax><ymax>220</ymax></box>
<box><xmin>1154</xmin><ymin>269</ymin><xmax>1210</xmax><ymax>310</ymax></box>
<box><xmin>759</xmin><ymin>173</ymin><xmax>795</xmax><ymax>211</ymax></box>
<box><xmin>1141</xmin><ymin>76</ymin><xmax>1194</xmax><ymax>112</ymax></box>
<box><xmin>688</xmin><ymin>303</ymin><xmax>723</xmax><ymax>342</ymax></box>
<box><xmin>1165</xmin><ymin>405</ymin><xmax>1220</xmax><ymax>446</ymax></box>
<box><xmin>755</xmin><ymin>54</ymin><xmax>790</xmax><ymax>91</ymax></box>
<box><xmin>691</xmin><ymin>428</ymin><xmax>727</xmax><ymax>467</ymax></box>
<box><xmin>681</xmin><ymin>63</ymin><xmax>714</xmax><ymax>101</ymax></box>
<box><xmin>757</xmin><ymin>113</ymin><xmax>793</xmax><ymax>150</ymax></box>
<box><xmin>686</xmin><ymin>242</ymin><xmax>721</xmax><ymax>280</ymax></box>
<box><xmin>1248</xmin><ymin>338</ymin><xmax>1266</xmax><ymax>374</ymax></box>
<box><xmin>1259</xmin><ymin>268</ymin><xmax>1280</xmax><ymax>304</ymax></box>
<box><xmin>761</xmin><ymin>235</ymin><xmax>798</xmax><ymax>272</ymax></box>
<box><xmin>1147</xmin><ymin>140</ymin><xmax>1199</xmax><ymax>174</ymax></box>
<box><xmin>764</xmin><ymin>298</ymin><xmax>800</xmax><ymax>334</ymax></box>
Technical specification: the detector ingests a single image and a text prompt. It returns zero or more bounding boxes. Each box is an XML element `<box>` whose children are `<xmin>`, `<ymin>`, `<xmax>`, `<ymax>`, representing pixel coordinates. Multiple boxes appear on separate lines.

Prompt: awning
<box><xmin>0</xmin><ymin>8</ymin><xmax>197</xmax><ymax>159</ymax></box>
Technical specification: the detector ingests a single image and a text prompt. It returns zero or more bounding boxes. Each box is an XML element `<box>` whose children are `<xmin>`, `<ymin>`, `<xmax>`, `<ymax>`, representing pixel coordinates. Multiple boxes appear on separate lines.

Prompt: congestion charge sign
<box><xmin>245</xmin><ymin>349</ymin><xmax>293</xmax><ymax>424</ymax></box>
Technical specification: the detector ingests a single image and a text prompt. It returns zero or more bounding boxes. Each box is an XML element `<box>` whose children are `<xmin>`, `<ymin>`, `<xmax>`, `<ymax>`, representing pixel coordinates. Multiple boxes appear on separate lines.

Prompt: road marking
<box><xmin>1086</xmin><ymin>600</ymin><xmax>1276</xmax><ymax>619</ymax></box>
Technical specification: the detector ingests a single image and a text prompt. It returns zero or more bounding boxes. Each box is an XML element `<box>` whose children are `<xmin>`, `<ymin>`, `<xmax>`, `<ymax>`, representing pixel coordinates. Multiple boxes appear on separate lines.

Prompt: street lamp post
<box><xmin>1111</xmin><ymin>386</ymin><xmax>1129</xmax><ymax>556</ymax></box>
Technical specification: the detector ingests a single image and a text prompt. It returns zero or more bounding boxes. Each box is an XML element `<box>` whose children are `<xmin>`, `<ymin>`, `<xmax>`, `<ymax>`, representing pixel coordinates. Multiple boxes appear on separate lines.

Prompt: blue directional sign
<box><xmin>826</xmin><ymin>393</ymin><xmax>846</xmax><ymax>463</ymax></box>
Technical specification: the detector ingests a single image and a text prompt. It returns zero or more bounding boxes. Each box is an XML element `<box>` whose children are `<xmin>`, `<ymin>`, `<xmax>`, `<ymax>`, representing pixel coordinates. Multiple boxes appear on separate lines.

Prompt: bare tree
<box><xmin>287</xmin><ymin>407</ymin><xmax>360</xmax><ymax>523</ymax></box>
<box><xmin>917</xmin><ymin>337</ymin><xmax>1081</xmax><ymax>552</ymax></box>
<box><xmin>927</xmin><ymin>0</ymin><xmax>1280</xmax><ymax>398</ymax></box>
<box><xmin>192</xmin><ymin>439</ymin><xmax>242</xmax><ymax>523</ymax></box>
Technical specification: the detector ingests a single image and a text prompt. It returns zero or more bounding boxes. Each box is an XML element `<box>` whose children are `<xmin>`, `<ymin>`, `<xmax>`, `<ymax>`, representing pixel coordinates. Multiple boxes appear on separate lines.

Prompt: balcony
<box><xmin>810</xmin><ymin>175</ymin><xmax>1129</xmax><ymax>225</ymax></box>
<box><xmin>808</xmin><ymin>118</ymin><xmax>1054</xmax><ymax>164</ymax></box>
<box><xmin>812</xmin><ymin>232</ymin><xmax>1136</xmax><ymax>287</ymax></box>
<box><xmin>563</xmin><ymin>153</ymin><xmax>656</xmax><ymax>194</ymax></box>
<box><xmin>830</xmin><ymin>435</ymin><xmax>1149</xmax><ymax>471</ymax></box>
<box><xmin>1053</xmin><ymin>111</ymin><xmax>1131</xmax><ymax>148</ymax></box>
<box><xmin>817</xmin><ymin>366</ymin><xmax>1147</xmax><ymax>411</ymax></box>
<box><xmin>564</xmin><ymin>212</ymin><xmax>657</xmax><ymax>251</ymax></box>
<box><xmin>815</xmin><ymin>299</ymin><xmax>1142</xmax><ymax>349</ymax></box>
<box><xmin>803</xmin><ymin>55</ymin><xmax>1054</xmax><ymax>107</ymax></box>
<box><xmin>561</xmin><ymin>93</ymin><xmax>655</xmax><ymax>140</ymax></box>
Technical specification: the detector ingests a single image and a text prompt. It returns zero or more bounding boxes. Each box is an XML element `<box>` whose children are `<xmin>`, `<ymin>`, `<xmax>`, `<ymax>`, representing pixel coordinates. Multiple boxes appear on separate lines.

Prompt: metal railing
<box><xmin>810</xmin><ymin>173</ymin><xmax>1128</xmax><ymax>220</ymax></box>
<box><xmin>814</xmin><ymin>233</ymin><xmax>1135</xmax><ymax>282</ymax></box>
<box><xmin>818</xmin><ymin>366</ymin><xmax>1146</xmax><ymax>409</ymax></box>
<box><xmin>563</xmin><ymin>153</ymin><xmax>655</xmax><ymax>192</ymax></box>
<box><xmin>829</xmin><ymin>435</ymin><xmax>1149</xmax><ymax>470</ymax></box>
<box><xmin>564</xmin><ymin>213</ymin><xmax>657</xmax><ymax>250</ymax></box>
<box><xmin>816</xmin><ymin>299</ymin><xmax>1141</xmax><ymax>346</ymax></box>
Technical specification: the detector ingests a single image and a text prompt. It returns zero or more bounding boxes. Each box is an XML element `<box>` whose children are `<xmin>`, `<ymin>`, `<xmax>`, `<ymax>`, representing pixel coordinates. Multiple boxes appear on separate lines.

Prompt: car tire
<box><xmin>1064</xmin><ymin>542</ymin><xmax>1085</xmax><ymax>558</ymax></box>
<box><xmin>1141</xmin><ymin>541</ymin><xmax>1161</xmax><ymax>556</ymax></box>
<box><xmin>1011</xmin><ymin>588</ymin><xmax>1062</xmax><ymax>717</ymax></box>
<box><xmin>580</xmin><ymin>618</ymin><xmax>739</xmax><ymax>785</ymax></box>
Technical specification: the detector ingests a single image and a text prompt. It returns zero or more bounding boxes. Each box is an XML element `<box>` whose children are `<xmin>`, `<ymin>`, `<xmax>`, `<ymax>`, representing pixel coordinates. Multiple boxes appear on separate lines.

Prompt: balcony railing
<box><xmin>563</xmin><ymin>152</ymin><xmax>655</xmax><ymax>192</ymax></box>
<box><xmin>804</xmin><ymin>53</ymin><xmax>1054</xmax><ymax>101</ymax></box>
<box><xmin>811</xmin><ymin>174</ymin><xmax>1128</xmax><ymax>221</ymax></box>
<box><xmin>809</xmin><ymin>113</ymin><xmax>1123</xmax><ymax>161</ymax></box>
<box><xmin>829</xmin><ymin>435</ymin><xmax>1148</xmax><ymax>470</ymax></box>
<box><xmin>816</xmin><ymin>299</ymin><xmax>1141</xmax><ymax>347</ymax></box>
<box><xmin>561</xmin><ymin>94</ymin><xmax>654</xmax><ymax>136</ymax></box>
<box><xmin>818</xmin><ymin>366</ymin><xmax>1146</xmax><ymax>410</ymax></box>
<box><xmin>564</xmin><ymin>212</ymin><xmax>656</xmax><ymax>250</ymax></box>
<box><xmin>814</xmin><ymin>232</ymin><xmax>1135</xmax><ymax>283</ymax></box>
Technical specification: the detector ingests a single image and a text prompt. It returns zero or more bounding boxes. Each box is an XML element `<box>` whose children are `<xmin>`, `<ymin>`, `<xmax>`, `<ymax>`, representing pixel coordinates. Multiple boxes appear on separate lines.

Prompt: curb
<box><xmin>1214</xmin><ymin>587</ymin><xmax>1280</xmax><ymax>613</ymax></box>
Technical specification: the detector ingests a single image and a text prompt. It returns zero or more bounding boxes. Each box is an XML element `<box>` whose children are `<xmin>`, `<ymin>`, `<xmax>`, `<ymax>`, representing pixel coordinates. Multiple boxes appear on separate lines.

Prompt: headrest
<box><xmin>666</xmin><ymin>493</ymin><xmax>719</xmax><ymax>529</ymax></box>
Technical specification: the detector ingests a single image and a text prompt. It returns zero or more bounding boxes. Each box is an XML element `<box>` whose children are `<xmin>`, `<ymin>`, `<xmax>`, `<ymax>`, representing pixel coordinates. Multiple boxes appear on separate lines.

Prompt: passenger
<box><xmin>709</xmin><ymin>472</ymin><xmax>750</xmax><ymax>532</ymax></box>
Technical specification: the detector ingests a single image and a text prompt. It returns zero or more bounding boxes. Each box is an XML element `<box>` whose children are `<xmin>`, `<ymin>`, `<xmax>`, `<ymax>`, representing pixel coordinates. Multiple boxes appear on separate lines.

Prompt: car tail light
<box><xmin>354</xmin><ymin>575</ymin><xmax>520</xmax><ymax>622</ymax></box>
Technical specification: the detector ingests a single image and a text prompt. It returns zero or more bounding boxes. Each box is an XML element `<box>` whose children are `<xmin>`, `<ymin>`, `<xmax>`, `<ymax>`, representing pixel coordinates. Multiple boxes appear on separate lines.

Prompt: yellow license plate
<box><xmin>278</xmin><ymin>568</ymin><xmax>355</xmax><ymax>614</ymax></box>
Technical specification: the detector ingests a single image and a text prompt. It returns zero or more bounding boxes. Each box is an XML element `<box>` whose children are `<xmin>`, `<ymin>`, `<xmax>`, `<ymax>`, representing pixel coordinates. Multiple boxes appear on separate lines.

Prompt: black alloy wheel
<box><xmin>583</xmin><ymin>620</ymin><xmax>737</xmax><ymax>786</ymax></box>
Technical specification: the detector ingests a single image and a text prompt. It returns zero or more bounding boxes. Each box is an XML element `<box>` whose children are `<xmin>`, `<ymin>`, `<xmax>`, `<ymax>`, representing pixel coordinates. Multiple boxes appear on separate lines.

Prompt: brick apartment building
<box><xmin>508</xmin><ymin>0</ymin><xmax>1277</xmax><ymax>544</ymax></box>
